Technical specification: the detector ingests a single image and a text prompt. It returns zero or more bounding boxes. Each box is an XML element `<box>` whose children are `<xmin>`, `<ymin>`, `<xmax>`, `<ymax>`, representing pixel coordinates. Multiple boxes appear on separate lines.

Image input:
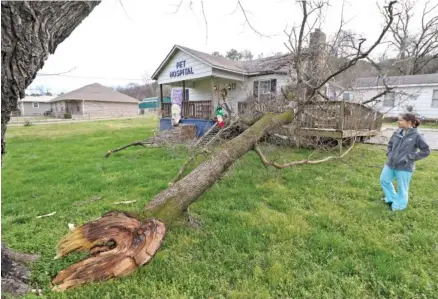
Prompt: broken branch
<box><xmin>253</xmin><ymin>139</ymin><xmax>355</xmax><ymax>169</ymax></box>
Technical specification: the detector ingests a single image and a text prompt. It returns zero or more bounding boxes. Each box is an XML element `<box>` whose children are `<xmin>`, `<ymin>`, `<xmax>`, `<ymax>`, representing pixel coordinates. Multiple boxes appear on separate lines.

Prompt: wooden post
<box><xmin>182</xmin><ymin>81</ymin><xmax>186</xmax><ymax>118</ymax></box>
<box><xmin>338</xmin><ymin>101</ymin><xmax>345</xmax><ymax>130</ymax></box>
<box><xmin>338</xmin><ymin>101</ymin><xmax>345</xmax><ymax>154</ymax></box>
<box><xmin>210</xmin><ymin>76</ymin><xmax>215</xmax><ymax>119</ymax></box>
<box><xmin>182</xmin><ymin>81</ymin><xmax>186</xmax><ymax>102</ymax></box>
<box><xmin>159</xmin><ymin>84</ymin><xmax>163</xmax><ymax>117</ymax></box>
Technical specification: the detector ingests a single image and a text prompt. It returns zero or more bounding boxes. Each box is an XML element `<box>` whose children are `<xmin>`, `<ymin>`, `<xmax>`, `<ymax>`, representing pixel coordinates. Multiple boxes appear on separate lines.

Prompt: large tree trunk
<box><xmin>52</xmin><ymin>111</ymin><xmax>294</xmax><ymax>291</ymax></box>
<box><xmin>1</xmin><ymin>1</ymin><xmax>100</xmax><ymax>296</ymax></box>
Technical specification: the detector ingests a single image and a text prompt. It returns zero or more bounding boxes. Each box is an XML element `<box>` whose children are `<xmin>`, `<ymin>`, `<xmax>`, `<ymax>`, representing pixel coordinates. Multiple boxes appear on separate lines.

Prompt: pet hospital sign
<box><xmin>169</xmin><ymin>60</ymin><xmax>194</xmax><ymax>78</ymax></box>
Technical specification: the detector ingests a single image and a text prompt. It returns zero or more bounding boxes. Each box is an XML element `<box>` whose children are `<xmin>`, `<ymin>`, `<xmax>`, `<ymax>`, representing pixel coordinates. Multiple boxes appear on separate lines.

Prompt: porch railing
<box><xmin>162</xmin><ymin>101</ymin><xmax>212</xmax><ymax>119</ymax></box>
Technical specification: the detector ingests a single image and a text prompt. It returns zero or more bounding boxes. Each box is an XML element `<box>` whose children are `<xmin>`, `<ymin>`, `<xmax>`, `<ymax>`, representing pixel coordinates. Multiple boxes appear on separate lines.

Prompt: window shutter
<box><xmin>253</xmin><ymin>81</ymin><xmax>259</xmax><ymax>97</ymax></box>
<box><xmin>270</xmin><ymin>79</ymin><xmax>277</xmax><ymax>93</ymax></box>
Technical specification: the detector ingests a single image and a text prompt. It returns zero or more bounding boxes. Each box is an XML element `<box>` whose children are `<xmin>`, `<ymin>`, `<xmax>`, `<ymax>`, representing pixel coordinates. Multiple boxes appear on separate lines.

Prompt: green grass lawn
<box><xmin>2</xmin><ymin>117</ymin><xmax>438</xmax><ymax>299</ymax></box>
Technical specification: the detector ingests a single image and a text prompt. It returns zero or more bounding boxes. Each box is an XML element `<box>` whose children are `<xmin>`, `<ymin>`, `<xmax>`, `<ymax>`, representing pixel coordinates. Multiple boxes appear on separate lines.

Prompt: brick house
<box><xmin>50</xmin><ymin>83</ymin><xmax>139</xmax><ymax>118</ymax></box>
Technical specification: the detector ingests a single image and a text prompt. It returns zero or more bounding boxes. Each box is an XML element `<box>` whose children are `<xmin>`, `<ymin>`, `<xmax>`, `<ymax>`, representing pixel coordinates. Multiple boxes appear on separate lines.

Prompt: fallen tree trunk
<box><xmin>52</xmin><ymin>110</ymin><xmax>294</xmax><ymax>291</ymax></box>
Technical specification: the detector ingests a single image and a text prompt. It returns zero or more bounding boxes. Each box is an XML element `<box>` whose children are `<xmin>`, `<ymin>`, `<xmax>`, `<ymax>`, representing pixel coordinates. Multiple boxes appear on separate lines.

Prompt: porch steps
<box><xmin>194</xmin><ymin>123</ymin><xmax>220</xmax><ymax>147</ymax></box>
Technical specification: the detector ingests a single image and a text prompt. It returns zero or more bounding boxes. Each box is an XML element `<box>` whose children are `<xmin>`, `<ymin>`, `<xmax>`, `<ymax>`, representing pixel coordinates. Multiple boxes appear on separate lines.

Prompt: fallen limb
<box><xmin>113</xmin><ymin>200</ymin><xmax>137</xmax><ymax>205</ymax></box>
<box><xmin>36</xmin><ymin>212</ymin><xmax>56</xmax><ymax>218</ymax></box>
<box><xmin>105</xmin><ymin>140</ymin><xmax>155</xmax><ymax>158</ymax></box>
<box><xmin>169</xmin><ymin>149</ymin><xmax>211</xmax><ymax>185</ymax></box>
<box><xmin>253</xmin><ymin>138</ymin><xmax>356</xmax><ymax>169</ymax></box>
<box><xmin>52</xmin><ymin>111</ymin><xmax>294</xmax><ymax>291</ymax></box>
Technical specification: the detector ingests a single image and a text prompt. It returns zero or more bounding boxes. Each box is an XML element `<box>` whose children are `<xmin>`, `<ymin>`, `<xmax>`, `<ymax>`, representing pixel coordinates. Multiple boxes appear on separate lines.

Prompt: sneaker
<box><xmin>381</xmin><ymin>197</ymin><xmax>392</xmax><ymax>204</ymax></box>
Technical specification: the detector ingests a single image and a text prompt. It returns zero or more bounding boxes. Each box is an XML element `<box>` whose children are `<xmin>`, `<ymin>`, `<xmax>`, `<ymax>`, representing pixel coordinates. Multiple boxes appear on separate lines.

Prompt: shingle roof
<box><xmin>354</xmin><ymin>73</ymin><xmax>438</xmax><ymax>88</ymax></box>
<box><xmin>178</xmin><ymin>46</ymin><xmax>246</xmax><ymax>73</ymax></box>
<box><xmin>50</xmin><ymin>83</ymin><xmax>139</xmax><ymax>103</ymax></box>
<box><xmin>19</xmin><ymin>96</ymin><xmax>55</xmax><ymax>103</ymax></box>
<box><xmin>243</xmin><ymin>54</ymin><xmax>294</xmax><ymax>74</ymax></box>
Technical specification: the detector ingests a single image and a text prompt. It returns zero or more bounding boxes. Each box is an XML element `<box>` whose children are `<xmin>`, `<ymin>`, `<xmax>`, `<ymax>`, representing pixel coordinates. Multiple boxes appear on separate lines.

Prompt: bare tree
<box><xmin>382</xmin><ymin>0</ymin><xmax>438</xmax><ymax>74</ymax></box>
<box><xmin>51</xmin><ymin>0</ymin><xmax>398</xmax><ymax>292</ymax></box>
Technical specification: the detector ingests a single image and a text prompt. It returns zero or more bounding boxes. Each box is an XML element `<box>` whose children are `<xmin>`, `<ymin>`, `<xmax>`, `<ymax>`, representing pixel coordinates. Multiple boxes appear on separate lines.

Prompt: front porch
<box><xmin>161</xmin><ymin>100</ymin><xmax>212</xmax><ymax>119</ymax></box>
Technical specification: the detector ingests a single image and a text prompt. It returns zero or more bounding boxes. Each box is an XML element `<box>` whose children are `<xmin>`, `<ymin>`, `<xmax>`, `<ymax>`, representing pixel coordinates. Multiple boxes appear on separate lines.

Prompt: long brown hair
<box><xmin>401</xmin><ymin>112</ymin><xmax>421</xmax><ymax>128</ymax></box>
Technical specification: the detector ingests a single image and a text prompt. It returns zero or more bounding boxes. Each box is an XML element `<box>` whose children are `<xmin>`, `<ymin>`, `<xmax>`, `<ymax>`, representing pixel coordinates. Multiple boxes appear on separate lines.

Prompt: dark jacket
<box><xmin>386</xmin><ymin>128</ymin><xmax>430</xmax><ymax>172</ymax></box>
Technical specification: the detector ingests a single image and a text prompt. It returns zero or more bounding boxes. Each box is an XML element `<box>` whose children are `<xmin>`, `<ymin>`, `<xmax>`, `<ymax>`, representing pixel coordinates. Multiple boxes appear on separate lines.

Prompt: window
<box><xmin>383</xmin><ymin>93</ymin><xmax>395</xmax><ymax>107</ymax></box>
<box><xmin>432</xmin><ymin>90</ymin><xmax>438</xmax><ymax>108</ymax></box>
<box><xmin>259</xmin><ymin>80</ymin><xmax>271</xmax><ymax>95</ymax></box>
<box><xmin>253</xmin><ymin>79</ymin><xmax>277</xmax><ymax>100</ymax></box>
<box><xmin>343</xmin><ymin>92</ymin><xmax>352</xmax><ymax>101</ymax></box>
<box><xmin>32</xmin><ymin>102</ymin><xmax>39</xmax><ymax>108</ymax></box>
<box><xmin>77</xmin><ymin>105</ymin><xmax>80</xmax><ymax>112</ymax></box>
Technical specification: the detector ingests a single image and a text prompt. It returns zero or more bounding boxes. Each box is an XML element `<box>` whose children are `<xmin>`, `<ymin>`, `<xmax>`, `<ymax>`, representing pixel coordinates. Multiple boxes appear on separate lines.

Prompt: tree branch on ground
<box><xmin>253</xmin><ymin>138</ymin><xmax>356</xmax><ymax>169</ymax></box>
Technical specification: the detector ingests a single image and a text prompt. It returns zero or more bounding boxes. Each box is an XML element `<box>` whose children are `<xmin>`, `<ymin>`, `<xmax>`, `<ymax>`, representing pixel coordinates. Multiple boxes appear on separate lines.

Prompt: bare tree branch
<box><xmin>200</xmin><ymin>0</ymin><xmax>208</xmax><ymax>44</ymax></box>
<box><xmin>237</xmin><ymin>0</ymin><xmax>273</xmax><ymax>38</ymax></box>
<box><xmin>37</xmin><ymin>67</ymin><xmax>77</xmax><ymax>76</ymax></box>
<box><xmin>172</xmin><ymin>0</ymin><xmax>184</xmax><ymax>13</ymax></box>
<box><xmin>253</xmin><ymin>139</ymin><xmax>356</xmax><ymax>169</ymax></box>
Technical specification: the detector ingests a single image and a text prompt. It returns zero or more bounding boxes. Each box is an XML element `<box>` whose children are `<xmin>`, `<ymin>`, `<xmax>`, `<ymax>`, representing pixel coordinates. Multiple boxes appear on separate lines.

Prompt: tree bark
<box><xmin>143</xmin><ymin>111</ymin><xmax>294</xmax><ymax>221</ymax></box>
<box><xmin>1</xmin><ymin>1</ymin><xmax>100</xmax><ymax>296</ymax></box>
<box><xmin>1</xmin><ymin>1</ymin><xmax>100</xmax><ymax>158</ymax></box>
<box><xmin>53</xmin><ymin>111</ymin><xmax>294</xmax><ymax>291</ymax></box>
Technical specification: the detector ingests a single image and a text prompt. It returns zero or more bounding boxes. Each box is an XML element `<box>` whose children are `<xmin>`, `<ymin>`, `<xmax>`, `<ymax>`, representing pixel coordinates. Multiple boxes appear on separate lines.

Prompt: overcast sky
<box><xmin>27</xmin><ymin>0</ymin><xmax>429</xmax><ymax>95</ymax></box>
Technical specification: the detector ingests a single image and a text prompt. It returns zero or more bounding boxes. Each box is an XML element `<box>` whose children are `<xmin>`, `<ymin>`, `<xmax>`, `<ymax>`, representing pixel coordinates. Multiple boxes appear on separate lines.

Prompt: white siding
<box><xmin>170</xmin><ymin>79</ymin><xmax>212</xmax><ymax>102</ymax></box>
<box><xmin>351</xmin><ymin>84</ymin><xmax>438</xmax><ymax>119</ymax></box>
<box><xmin>164</xmin><ymin>70</ymin><xmax>291</xmax><ymax>116</ymax></box>
<box><xmin>157</xmin><ymin>50</ymin><xmax>212</xmax><ymax>84</ymax></box>
<box><xmin>212</xmin><ymin>69</ymin><xmax>246</xmax><ymax>82</ymax></box>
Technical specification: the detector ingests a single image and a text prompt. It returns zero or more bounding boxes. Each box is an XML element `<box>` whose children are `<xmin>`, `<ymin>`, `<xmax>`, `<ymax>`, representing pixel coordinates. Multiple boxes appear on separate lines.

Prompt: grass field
<box><xmin>2</xmin><ymin>117</ymin><xmax>438</xmax><ymax>299</ymax></box>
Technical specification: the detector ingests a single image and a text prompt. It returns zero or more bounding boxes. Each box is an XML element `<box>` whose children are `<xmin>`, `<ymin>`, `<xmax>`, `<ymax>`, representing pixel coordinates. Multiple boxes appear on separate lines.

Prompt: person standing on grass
<box><xmin>380</xmin><ymin>112</ymin><xmax>430</xmax><ymax>211</ymax></box>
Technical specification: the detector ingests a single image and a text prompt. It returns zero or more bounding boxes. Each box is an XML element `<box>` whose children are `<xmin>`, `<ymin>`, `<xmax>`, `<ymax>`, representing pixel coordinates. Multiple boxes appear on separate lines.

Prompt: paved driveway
<box><xmin>366</xmin><ymin>127</ymin><xmax>438</xmax><ymax>150</ymax></box>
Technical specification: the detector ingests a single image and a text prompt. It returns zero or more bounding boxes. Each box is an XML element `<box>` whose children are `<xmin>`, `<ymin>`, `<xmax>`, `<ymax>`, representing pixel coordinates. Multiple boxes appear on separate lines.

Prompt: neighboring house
<box><xmin>347</xmin><ymin>73</ymin><xmax>438</xmax><ymax>120</ymax></box>
<box><xmin>16</xmin><ymin>96</ymin><xmax>54</xmax><ymax>116</ymax></box>
<box><xmin>50</xmin><ymin>83</ymin><xmax>139</xmax><ymax>118</ymax></box>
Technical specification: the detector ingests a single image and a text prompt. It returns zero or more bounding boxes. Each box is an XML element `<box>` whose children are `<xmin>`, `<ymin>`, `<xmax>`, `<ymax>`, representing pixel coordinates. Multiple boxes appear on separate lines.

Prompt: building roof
<box><xmin>141</xmin><ymin>96</ymin><xmax>171</xmax><ymax>103</ymax></box>
<box><xmin>19</xmin><ymin>96</ymin><xmax>55</xmax><ymax>103</ymax></box>
<box><xmin>354</xmin><ymin>73</ymin><xmax>438</xmax><ymax>88</ymax></box>
<box><xmin>152</xmin><ymin>45</ymin><xmax>295</xmax><ymax>80</ymax></box>
<box><xmin>50</xmin><ymin>83</ymin><xmax>139</xmax><ymax>103</ymax></box>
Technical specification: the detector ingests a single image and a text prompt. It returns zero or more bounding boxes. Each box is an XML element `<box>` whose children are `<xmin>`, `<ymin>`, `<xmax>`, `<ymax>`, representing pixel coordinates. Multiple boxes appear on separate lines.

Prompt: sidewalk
<box><xmin>366</xmin><ymin>126</ymin><xmax>438</xmax><ymax>150</ymax></box>
<box><xmin>8</xmin><ymin>114</ymin><xmax>157</xmax><ymax>126</ymax></box>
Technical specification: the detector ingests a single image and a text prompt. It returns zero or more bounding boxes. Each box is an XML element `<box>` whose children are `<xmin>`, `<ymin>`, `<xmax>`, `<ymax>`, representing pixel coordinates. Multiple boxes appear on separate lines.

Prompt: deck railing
<box><xmin>238</xmin><ymin>100</ymin><xmax>383</xmax><ymax>131</ymax></box>
<box><xmin>162</xmin><ymin>101</ymin><xmax>212</xmax><ymax>119</ymax></box>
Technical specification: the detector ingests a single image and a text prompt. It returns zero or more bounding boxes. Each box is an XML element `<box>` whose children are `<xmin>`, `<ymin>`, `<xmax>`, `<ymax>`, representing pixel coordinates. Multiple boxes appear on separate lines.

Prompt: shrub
<box><xmin>64</xmin><ymin>113</ymin><xmax>72</xmax><ymax>119</ymax></box>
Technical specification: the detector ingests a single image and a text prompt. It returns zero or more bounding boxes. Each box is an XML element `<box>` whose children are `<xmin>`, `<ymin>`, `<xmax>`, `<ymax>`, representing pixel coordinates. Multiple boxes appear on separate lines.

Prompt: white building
<box><xmin>346</xmin><ymin>73</ymin><xmax>438</xmax><ymax>120</ymax></box>
<box><xmin>151</xmin><ymin>44</ymin><xmax>295</xmax><ymax>119</ymax></box>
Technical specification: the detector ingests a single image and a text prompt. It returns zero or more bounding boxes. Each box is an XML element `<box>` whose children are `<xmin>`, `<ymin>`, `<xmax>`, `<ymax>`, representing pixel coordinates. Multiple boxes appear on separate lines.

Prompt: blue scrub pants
<box><xmin>380</xmin><ymin>164</ymin><xmax>413</xmax><ymax>211</ymax></box>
